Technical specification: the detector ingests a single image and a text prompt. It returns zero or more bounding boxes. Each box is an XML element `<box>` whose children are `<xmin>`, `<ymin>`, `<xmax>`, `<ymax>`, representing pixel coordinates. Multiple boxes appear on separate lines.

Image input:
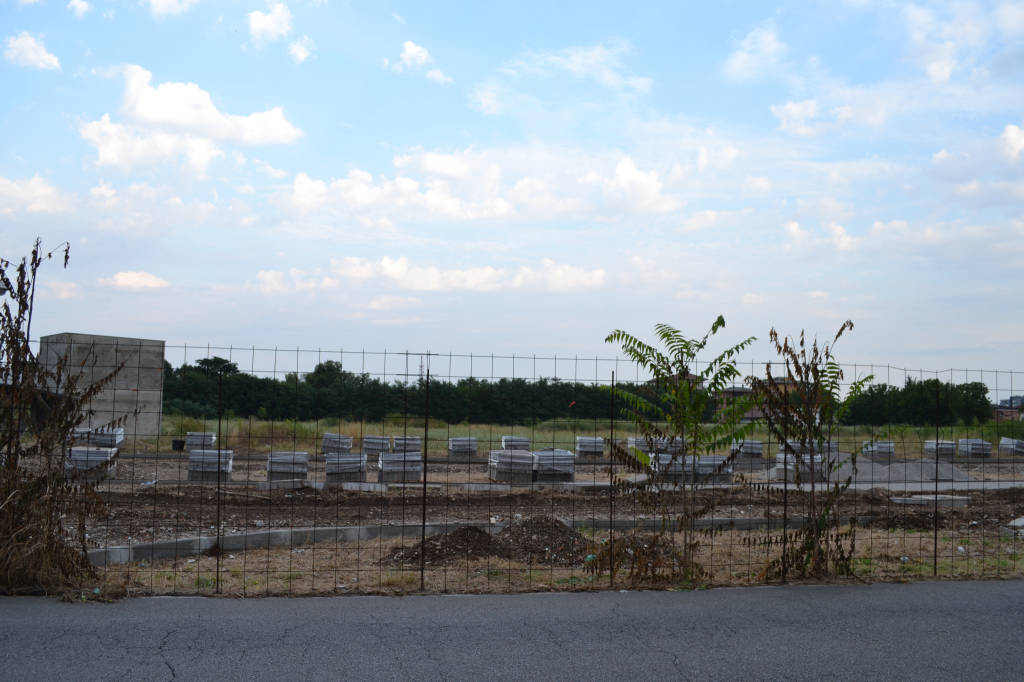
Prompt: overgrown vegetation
<box><xmin>0</xmin><ymin>240</ymin><xmax>119</xmax><ymax>594</ymax></box>
<box><xmin>595</xmin><ymin>317</ymin><xmax>757</xmax><ymax>584</ymax></box>
<box><xmin>749</xmin><ymin>322</ymin><xmax>871</xmax><ymax>580</ymax></box>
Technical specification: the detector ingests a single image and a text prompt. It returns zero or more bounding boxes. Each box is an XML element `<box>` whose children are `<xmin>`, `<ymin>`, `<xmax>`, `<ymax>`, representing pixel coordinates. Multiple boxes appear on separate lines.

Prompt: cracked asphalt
<box><xmin>2</xmin><ymin>580</ymin><xmax>1022</xmax><ymax>681</ymax></box>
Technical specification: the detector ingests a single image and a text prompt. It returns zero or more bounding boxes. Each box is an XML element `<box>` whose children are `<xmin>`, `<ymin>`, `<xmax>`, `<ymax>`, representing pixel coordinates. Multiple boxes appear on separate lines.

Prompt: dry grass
<box><xmin>96</xmin><ymin>524</ymin><xmax>1024</xmax><ymax>597</ymax></box>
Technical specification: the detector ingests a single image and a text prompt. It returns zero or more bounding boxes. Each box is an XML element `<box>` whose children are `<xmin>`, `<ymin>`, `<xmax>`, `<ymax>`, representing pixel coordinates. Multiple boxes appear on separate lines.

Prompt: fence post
<box><xmin>420</xmin><ymin>367</ymin><xmax>430</xmax><ymax>592</ymax></box>
<box><xmin>609</xmin><ymin>370</ymin><xmax>615</xmax><ymax>588</ymax></box>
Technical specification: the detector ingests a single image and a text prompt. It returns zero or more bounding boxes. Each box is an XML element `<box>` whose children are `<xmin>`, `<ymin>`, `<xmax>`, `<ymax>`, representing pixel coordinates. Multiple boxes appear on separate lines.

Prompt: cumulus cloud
<box><xmin>4</xmin><ymin>32</ymin><xmax>60</xmax><ymax>71</ymax></box>
<box><xmin>42</xmin><ymin>282</ymin><xmax>80</xmax><ymax>299</ymax></box>
<box><xmin>288</xmin><ymin>35</ymin><xmax>314</xmax><ymax>63</ymax></box>
<box><xmin>723</xmin><ymin>26</ymin><xmax>785</xmax><ymax>80</ymax></box>
<box><xmin>386</xmin><ymin>41</ymin><xmax>452</xmax><ymax>84</ymax></box>
<box><xmin>784</xmin><ymin>220</ymin><xmax>807</xmax><ymax>243</ymax></box>
<box><xmin>148</xmin><ymin>0</ymin><xmax>199</xmax><ymax>16</ymax></box>
<box><xmin>80</xmin><ymin>66</ymin><xmax>301</xmax><ymax>175</ymax></box>
<box><xmin>98</xmin><ymin>271</ymin><xmax>169</xmax><ymax>290</ymax></box>
<box><xmin>771</xmin><ymin>99</ymin><xmax>821</xmax><ymax>136</ymax></box>
<box><xmin>328</xmin><ymin>256</ymin><xmax>605</xmax><ymax>292</ymax></box>
<box><xmin>1002</xmin><ymin>124</ymin><xmax>1024</xmax><ymax>160</ymax></box>
<box><xmin>67</xmin><ymin>0</ymin><xmax>89</xmax><ymax>18</ymax></box>
<box><xmin>828</xmin><ymin>222</ymin><xmax>857</xmax><ymax>251</ymax></box>
<box><xmin>581</xmin><ymin>158</ymin><xmax>678</xmax><ymax>213</ymax></box>
<box><xmin>249</xmin><ymin>3</ymin><xmax>292</xmax><ymax>45</ymax></box>
<box><xmin>0</xmin><ymin>175</ymin><xmax>70</xmax><ymax>214</ymax></box>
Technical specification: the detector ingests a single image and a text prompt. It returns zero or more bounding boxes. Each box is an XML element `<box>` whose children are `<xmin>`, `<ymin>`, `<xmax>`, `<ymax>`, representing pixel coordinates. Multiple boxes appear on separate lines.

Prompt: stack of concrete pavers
<box><xmin>323</xmin><ymin>433</ymin><xmax>366</xmax><ymax>483</ymax></box>
<box><xmin>924</xmin><ymin>440</ymin><xmax>956</xmax><ymax>457</ymax></box>
<box><xmin>267</xmin><ymin>451</ymin><xmax>309</xmax><ymax>482</ymax></box>
<box><xmin>731</xmin><ymin>440</ymin><xmax>764</xmax><ymax>457</ymax></box>
<box><xmin>626</xmin><ymin>436</ymin><xmax>683</xmax><ymax>455</ymax></box>
<box><xmin>362</xmin><ymin>435</ymin><xmax>391</xmax><ymax>458</ymax></box>
<box><xmin>322</xmin><ymin>432</ymin><xmax>353</xmax><ymax>454</ymax></box>
<box><xmin>392</xmin><ymin>436</ymin><xmax>421</xmax><ymax>453</ymax></box>
<box><xmin>501</xmin><ymin>435</ymin><xmax>531</xmax><ymax>451</ymax></box>
<box><xmin>66</xmin><ymin>446</ymin><xmax>117</xmax><ymax>481</ymax></box>
<box><xmin>998</xmin><ymin>437</ymin><xmax>1024</xmax><ymax>457</ymax></box>
<box><xmin>448</xmin><ymin>437</ymin><xmax>478</xmax><ymax>460</ymax></box>
<box><xmin>862</xmin><ymin>440</ymin><xmax>895</xmax><ymax>459</ymax></box>
<box><xmin>575</xmin><ymin>436</ymin><xmax>604</xmax><ymax>459</ymax></box>
<box><xmin>72</xmin><ymin>426</ymin><xmax>125</xmax><ymax>448</ymax></box>
<box><xmin>488</xmin><ymin>449</ymin><xmax>535</xmax><ymax>483</ymax></box>
<box><xmin>188</xmin><ymin>449</ymin><xmax>233</xmax><ymax>482</ymax></box>
<box><xmin>957</xmin><ymin>438</ymin><xmax>992</xmax><ymax>457</ymax></box>
<box><xmin>770</xmin><ymin>452</ymin><xmax>826</xmax><ymax>483</ymax></box>
<box><xmin>652</xmin><ymin>454</ymin><xmax>733</xmax><ymax>484</ymax></box>
<box><xmin>649</xmin><ymin>453</ymin><xmax>684</xmax><ymax>481</ymax></box>
<box><xmin>378</xmin><ymin>451</ymin><xmax>422</xmax><ymax>483</ymax></box>
<box><xmin>185</xmin><ymin>432</ymin><xmax>216</xmax><ymax>450</ymax></box>
<box><xmin>534</xmin><ymin>448</ymin><xmax>575</xmax><ymax>482</ymax></box>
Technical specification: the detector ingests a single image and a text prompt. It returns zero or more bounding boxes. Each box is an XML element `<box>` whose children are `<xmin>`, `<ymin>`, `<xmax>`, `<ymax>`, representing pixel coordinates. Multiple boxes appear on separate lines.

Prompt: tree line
<box><xmin>163</xmin><ymin>358</ymin><xmax>999</xmax><ymax>426</ymax></box>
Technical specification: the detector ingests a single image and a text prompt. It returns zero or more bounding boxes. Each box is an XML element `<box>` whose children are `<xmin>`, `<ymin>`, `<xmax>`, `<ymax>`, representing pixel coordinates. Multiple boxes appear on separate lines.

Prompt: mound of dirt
<box><xmin>384</xmin><ymin>526</ymin><xmax>508</xmax><ymax>566</ymax></box>
<box><xmin>498</xmin><ymin>516</ymin><xmax>589</xmax><ymax>566</ymax></box>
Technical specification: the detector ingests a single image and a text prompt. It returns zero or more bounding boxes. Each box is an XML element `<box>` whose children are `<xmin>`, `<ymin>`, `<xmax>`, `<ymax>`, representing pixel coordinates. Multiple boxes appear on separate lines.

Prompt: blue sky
<box><xmin>2</xmin><ymin>0</ymin><xmax>1024</xmax><ymax>383</ymax></box>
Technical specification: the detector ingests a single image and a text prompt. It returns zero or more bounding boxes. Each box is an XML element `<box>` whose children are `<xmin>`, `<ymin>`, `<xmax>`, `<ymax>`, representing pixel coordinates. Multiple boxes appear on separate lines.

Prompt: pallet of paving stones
<box><xmin>65</xmin><ymin>446</ymin><xmax>118</xmax><ymax>481</ymax></box>
<box><xmin>501</xmin><ymin>436</ymin><xmax>531</xmax><ymax>451</ymax></box>
<box><xmin>362</xmin><ymin>436</ymin><xmax>391</xmax><ymax>455</ymax></box>
<box><xmin>266</xmin><ymin>451</ymin><xmax>309</xmax><ymax>481</ymax></box>
<box><xmin>957</xmin><ymin>438</ymin><xmax>992</xmax><ymax>457</ymax></box>
<box><xmin>187</xmin><ymin>449</ymin><xmax>233</xmax><ymax>481</ymax></box>
<box><xmin>185</xmin><ymin>431</ymin><xmax>216</xmax><ymax>450</ymax></box>
<box><xmin>730</xmin><ymin>439</ymin><xmax>763</xmax><ymax>457</ymax></box>
<box><xmin>534</xmin><ymin>448</ymin><xmax>575</xmax><ymax>482</ymax></box>
<box><xmin>324</xmin><ymin>452</ymin><xmax>367</xmax><ymax>484</ymax></box>
<box><xmin>71</xmin><ymin>426</ymin><xmax>125</xmax><ymax>448</ymax></box>
<box><xmin>998</xmin><ymin>437</ymin><xmax>1024</xmax><ymax>457</ymax></box>
<box><xmin>447</xmin><ymin>437</ymin><xmax>478</xmax><ymax>458</ymax></box>
<box><xmin>377</xmin><ymin>452</ymin><xmax>423</xmax><ymax>482</ymax></box>
<box><xmin>488</xmin><ymin>449</ymin><xmax>535</xmax><ymax>483</ymax></box>
<box><xmin>769</xmin><ymin>452</ymin><xmax>827</xmax><ymax>482</ymax></box>
<box><xmin>924</xmin><ymin>440</ymin><xmax>956</xmax><ymax>457</ymax></box>
<box><xmin>392</xmin><ymin>436</ymin><xmax>421</xmax><ymax>453</ymax></box>
<box><xmin>862</xmin><ymin>440</ymin><xmax>895</xmax><ymax>457</ymax></box>
<box><xmin>574</xmin><ymin>436</ymin><xmax>604</xmax><ymax>458</ymax></box>
<box><xmin>321</xmin><ymin>432</ymin><xmax>353</xmax><ymax>454</ymax></box>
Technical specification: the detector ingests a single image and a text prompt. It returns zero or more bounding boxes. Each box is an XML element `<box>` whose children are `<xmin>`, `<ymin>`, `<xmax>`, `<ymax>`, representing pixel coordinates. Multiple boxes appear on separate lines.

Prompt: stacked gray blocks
<box><xmin>862</xmin><ymin>440</ymin><xmax>895</xmax><ymax>458</ymax></box>
<box><xmin>362</xmin><ymin>436</ymin><xmax>391</xmax><ymax>457</ymax></box>
<box><xmin>66</xmin><ymin>446</ymin><xmax>117</xmax><ymax>481</ymax></box>
<box><xmin>448</xmin><ymin>437</ymin><xmax>478</xmax><ymax>460</ymax></box>
<box><xmin>627</xmin><ymin>436</ymin><xmax>683</xmax><ymax>455</ymax></box>
<box><xmin>651</xmin><ymin>454</ymin><xmax>733</xmax><ymax>485</ymax></box>
<box><xmin>188</xmin><ymin>449</ymin><xmax>233</xmax><ymax>482</ymax></box>
<box><xmin>925</xmin><ymin>440</ymin><xmax>956</xmax><ymax>457</ymax></box>
<box><xmin>378</xmin><ymin>452</ymin><xmax>422</xmax><ymax>483</ymax></box>
<box><xmin>730</xmin><ymin>440</ymin><xmax>763</xmax><ymax>457</ymax></box>
<box><xmin>957</xmin><ymin>438</ymin><xmax>992</xmax><ymax>457</ymax></box>
<box><xmin>267</xmin><ymin>451</ymin><xmax>309</xmax><ymax>482</ymax></box>
<box><xmin>392</xmin><ymin>436</ymin><xmax>421</xmax><ymax>453</ymax></box>
<box><xmin>770</xmin><ymin>453</ymin><xmax>826</xmax><ymax>483</ymax></box>
<box><xmin>38</xmin><ymin>333</ymin><xmax>165</xmax><ymax>441</ymax></box>
<box><xmin>488</xmin><ymin>449</ymin><xmax>535</xmax><ymax>483</ymax></box>
<box><xmin>534</xmin><ymin>448</ymin><xmax>575</xmax><ymax>482</ymax></box>
<box><xmin>575</xmin><ymin>436</ymin><xmax>604</xmax><ymax>459</ymax></box>
<box><xmin>71</xmin><ymin>426</ymin><xmax>125</xmax><ymax>448</ymax></box>
<box><xmin>323</xmin><ymin>433</ymin><xmax>366</xmax><ymax>483</ymax></box>
<box><xmin>998</xmin><ymin>437</ymin><xmax>1024</xmax><ymax>457</ymax></box>
<box><xmin>185</xmin><ymin>432</ymin><xmax>216</xmax><ymax>450</ymax></box>
<box><xmin>501</xmin><ymin>435</ymin><xmax>530</xmax><ymax>451</ymax></box>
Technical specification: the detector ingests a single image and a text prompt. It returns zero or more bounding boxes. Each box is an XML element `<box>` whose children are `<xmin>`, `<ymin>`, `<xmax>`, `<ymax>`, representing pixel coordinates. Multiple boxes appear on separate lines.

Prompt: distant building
<box><xmin>716</xmin><ymin>385</ymin><xmax>764</xmax><ymax>423</ymax></box>
<box><xmin>999</xmin><ymin>395</ymin><xmax>1023</xmax><ymax>409</ymax></box>
<box><xmin>993</xmin><ymin>406</ymin><xmax>1019</xmax><ymax>422</ymax></box>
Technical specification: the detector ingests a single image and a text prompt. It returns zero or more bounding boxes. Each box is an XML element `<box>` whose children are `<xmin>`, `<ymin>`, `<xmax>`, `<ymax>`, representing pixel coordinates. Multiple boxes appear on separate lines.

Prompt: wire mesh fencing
<box><xmin>34</xmin><ymin>339</ymin><xmax>1024</xmax><ymax>595</ymax></box>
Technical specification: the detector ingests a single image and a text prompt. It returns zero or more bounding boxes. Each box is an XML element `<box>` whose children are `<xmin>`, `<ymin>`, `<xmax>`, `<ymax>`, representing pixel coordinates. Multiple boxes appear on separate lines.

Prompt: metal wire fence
<box><xmin>38</xmin><ymin>339</ymin><xmax>1024</xmax><ymax>595</ymax></box>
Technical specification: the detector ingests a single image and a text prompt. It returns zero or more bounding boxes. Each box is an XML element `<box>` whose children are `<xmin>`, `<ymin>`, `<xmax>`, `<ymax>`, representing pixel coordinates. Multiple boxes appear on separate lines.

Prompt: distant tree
<box><xmin>195</xmin><ymin>357</ymin><xmax>239</xmax><ymax>375</ymax></box>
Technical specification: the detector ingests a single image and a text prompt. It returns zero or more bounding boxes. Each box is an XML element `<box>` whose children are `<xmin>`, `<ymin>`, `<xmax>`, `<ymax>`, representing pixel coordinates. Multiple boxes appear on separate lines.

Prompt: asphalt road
<box><xmin>2</xmin><ymin>581</ymin><xmax>1022</xmax><ymax>681</ymax></box>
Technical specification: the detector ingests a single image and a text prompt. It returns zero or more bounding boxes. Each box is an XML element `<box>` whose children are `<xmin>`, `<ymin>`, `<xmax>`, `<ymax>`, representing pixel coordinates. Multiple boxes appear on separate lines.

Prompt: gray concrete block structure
<box><xmin>38</xmin><ymin>332</ymin><xmax>165</xmax><ymax>440</ymax></box>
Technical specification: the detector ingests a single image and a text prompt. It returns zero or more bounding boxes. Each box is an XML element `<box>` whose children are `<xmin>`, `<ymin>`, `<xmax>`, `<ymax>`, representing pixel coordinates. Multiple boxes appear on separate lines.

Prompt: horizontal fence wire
<box><xmin>29</xmin><ymin>338</ymin><xmax>1024</xmax><ymax>595</ymax></box>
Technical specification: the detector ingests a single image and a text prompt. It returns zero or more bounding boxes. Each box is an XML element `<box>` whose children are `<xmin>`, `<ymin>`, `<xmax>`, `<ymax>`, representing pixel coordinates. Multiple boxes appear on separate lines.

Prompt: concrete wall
<box><xmin>38</xmin><ymin>333</ymin><xmax>165</xmax><ymax>439</ymax></box>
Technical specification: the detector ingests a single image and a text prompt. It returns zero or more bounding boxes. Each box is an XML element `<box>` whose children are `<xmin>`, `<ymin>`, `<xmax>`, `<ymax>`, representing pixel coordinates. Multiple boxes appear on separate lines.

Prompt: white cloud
<box><xmin>741</xmin><ymin>293</ymin><xmax>765</xmax><ymax>305</ymax></box>
<box><xmin>771</xmin><ymin>99</ymin><xmax>821</xmax><ymax>136</ymax></box>
<box><xmin>502</xmin><ymin>41</ymin><xmax>652</xmax><ymax>93</ymax></box>
<box><xmin>870</xmin><ymin>219</ymin><xmax>908</xmax><ymax>235</ymax></box>
<box><xmin>364</xmin><ymin>295</ymin><xmax>419</xmax><ymax>310</ymax></box>
<box><xmin>98</xmin><ymin>271</ymin><xmax>169</xmax><ymax>290</ymax></box>
<box><xmin>828</xmin><ymin>222</ymin><xmax>857</xmax><ymax>251</ymax></box>
<box><xmin>586</xmin><ymin>158</ymin><xmax>678</xmax><ymax>213</ymax></box>
<box><xmin>288</xmin><ymin>35</ymin><xmax>314</xmax><ymax>63</ymax></box>
<box><xmin>784</xmin><ymin>220</ymin><xmax>807</xmax><ymax>243</ymax></box>
<box><xmin>257</xmin><ymin>270</ymin><xmax>289</xmax><ymax>294</ymax></box>
<box><xmin>723</xmin><ymin>26</ymin><xmax>785</xmax><ymax>80</ymax></box>
<box><xmin>0</xmin><ymin>175</ymin><xmax>70</xmax><ymax>214</ymax></box>
<box><xmin>398</xmin><ymin>41</ymin><xmax>430</xmax><ymax>69</ymax></box>
<box><xmin>426</xmin><ymin>68</ymin><xmax>453</xmax><ymax>85</ymax></box>
<box><xmin>67</xmin><ymin>0</ymin><xmax>89</xmax><ymax>18</ymax></box>
<box><xmin>745</xmin><ymin>176</ymin><xmax>772</xmax><ymax>191</ymax></box>
<box><xmin>119</xmin><ymin>65</ymin><xmax>301</xmax><ymax>144</ymax></box>
<box><xmin>249</xmin><ymin>3</ymin><xmax>292</xmax><ymax>45</ymax></box>
<box><xmin>254</xmin><ymin>158</ymin><xmax>288</xmax><ymax>178</ymax></box>
<box><xmin>80</xmin><ymin>114</ymin><xmax>224</xmax><ymax>175</ymax></box>
<box><xmin>328</xmin><ymin>256</ymin><xmax>605</xmax><ymax>292</ymax></box>
<box><xmin>696</xmin><ymin>145</ymin><xmax>739</xmax><ymax>171</ymax></box>
<box><xmin>148</xmin><ymin>0</ymin><xmax>199</xmax><ymax>16</ymax></box>
<box><xmin>4</xmin><ymin>32</ymin><xmax>60</xmax><ymax>71</ymax></box>
<box><xmin>996</xmin><ymin>3</ymin><xmax>1024</xmax><ymax>35</ymax></box>
<box><xmin>1001</xmin><ymin>124</ymin><xmax>1024</xmax><ymax>160</ymax></box>
<box><xmin>42</xmin><ymin>281</ymin><xmax>80</xmax><ymax>299</ymax></box>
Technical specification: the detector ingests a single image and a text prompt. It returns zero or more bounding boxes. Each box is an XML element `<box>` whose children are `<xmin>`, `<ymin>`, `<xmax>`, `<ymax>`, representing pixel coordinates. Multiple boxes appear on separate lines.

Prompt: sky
<box><xmin>2</xmin><ymin>0</ymin><xmax>1024</xmax><ymax>388</ymax></box>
